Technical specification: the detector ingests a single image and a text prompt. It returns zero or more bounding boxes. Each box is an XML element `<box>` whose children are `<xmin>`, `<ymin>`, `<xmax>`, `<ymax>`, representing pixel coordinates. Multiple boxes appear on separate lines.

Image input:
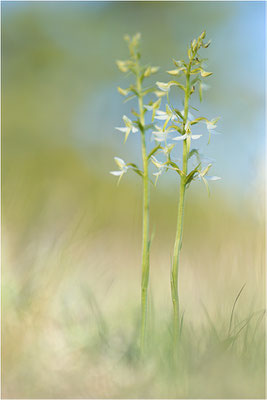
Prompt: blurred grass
<box><xmin>1</xmin><ymin>2</ymin><xmax>265</xmax><ymax>398</ymax></box>
<box><xmin>2</xmin><ymin>157</ymin><xmax>265</xmax><ymax>397</ymax></box>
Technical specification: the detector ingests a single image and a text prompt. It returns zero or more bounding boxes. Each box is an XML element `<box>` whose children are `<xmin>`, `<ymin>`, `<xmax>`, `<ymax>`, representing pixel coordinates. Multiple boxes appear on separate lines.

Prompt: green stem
<box><xmin>171</xmin><ymin>64</ymin><xmax>191</xmax><ymax>354</ymax></box>
<box><xmin>137</xmin><ymin>67</ymin><xmax>150</xmax><ymax>358</ymax></box>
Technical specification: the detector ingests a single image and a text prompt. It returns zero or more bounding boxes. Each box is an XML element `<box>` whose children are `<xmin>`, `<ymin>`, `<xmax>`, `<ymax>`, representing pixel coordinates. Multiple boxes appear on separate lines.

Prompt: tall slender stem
<box><xmin>137</xmin><ymin>66</ymin><xmax>150</xmax><ymax>357</ymax></box>
<box><xmin>171</xmin><ymin>64</ymin><xmax>191</xmax><ymax>353</ymax></box>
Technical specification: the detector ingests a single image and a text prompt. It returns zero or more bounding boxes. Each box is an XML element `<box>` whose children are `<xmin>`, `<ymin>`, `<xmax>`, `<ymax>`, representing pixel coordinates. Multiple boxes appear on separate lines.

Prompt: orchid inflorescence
<box><xmin>111</xmin><ymin>31</ymin><xmax>221</xmax><ymax>357</ymax></box>
<box><xmin>111</xmin><ymin>32</ymin><xmax>221</xmax><ymax>194</ymax></box>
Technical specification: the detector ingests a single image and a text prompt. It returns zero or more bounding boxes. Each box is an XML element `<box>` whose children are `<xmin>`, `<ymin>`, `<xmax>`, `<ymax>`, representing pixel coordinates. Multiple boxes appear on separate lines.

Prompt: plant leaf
<box><xmin>185</xmin><ymin>163</ymin><xmax>201</xmax><ymax>186</ymax></box>
<box><xmin>188</xmin><ymin>148</ymin><xmax>200</xmax><ymax>162</ymax></box>
<box><xmin>147</xmin><ymin>144</ymin><xmax>162</xmax><ymax>160</ymax></box>
<box><xmin>201</xmin><ymin>70</ymin><xmax>213</xmax><ymax>77</ymax></box>
<box><xmin>127</xmin><ymin>163</ymin><xmax>144</xmax><ymax>178</ymax></box>
<box><xmin>124</xmin><ymin>94</ymin><xmax>136</xmax><ymax>103</ymax></box>
<box><xmin>199</xmin><ymin>82</ymin><xmax>203</xmax><ymax>102</ymax></box>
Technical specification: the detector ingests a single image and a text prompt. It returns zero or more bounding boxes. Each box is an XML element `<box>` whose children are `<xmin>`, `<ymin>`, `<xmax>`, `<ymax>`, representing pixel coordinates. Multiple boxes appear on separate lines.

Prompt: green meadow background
<box><xmin>2</xmin><ymin>1</ymin><xmax>265</xmax><ymax>398</ymax></box>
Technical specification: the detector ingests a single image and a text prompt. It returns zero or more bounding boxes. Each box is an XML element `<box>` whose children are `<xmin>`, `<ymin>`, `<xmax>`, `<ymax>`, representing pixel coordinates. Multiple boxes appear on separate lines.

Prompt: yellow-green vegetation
<box><xmin>2</xmin><ymin>155</ymin><xmax>265</xmax><ymax>397</ymax></box>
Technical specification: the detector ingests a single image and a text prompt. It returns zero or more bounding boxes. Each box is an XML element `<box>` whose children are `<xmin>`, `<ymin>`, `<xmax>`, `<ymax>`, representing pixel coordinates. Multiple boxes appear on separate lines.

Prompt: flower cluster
<box><xmin>147</xmin><ymin>107</ymin><xmax>221</xmax><ymax>189</ymax></box>
<box><xmin>111</xmin><ymin>31</ymin><xmax>221</xmax><ymax>194</ymax></box>
<box><xmin>145</xmin><ymin>31</ymin><xmax>221</xmax><ymax>191</ymax></box>
<box><xmin>110</xmin><ymin>33</ymin><xmax>163</xmax><ymax>184</ymax></box>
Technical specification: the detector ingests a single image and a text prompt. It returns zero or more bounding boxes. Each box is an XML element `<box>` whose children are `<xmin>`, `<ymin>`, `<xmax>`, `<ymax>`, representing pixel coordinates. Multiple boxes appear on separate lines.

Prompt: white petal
<box><xmin>122</xmin><ymin>115</ymin><xmax>133</xmax><ymax>128</ymax></box>
<box><xmin>210</xmin><ymin>130</ymin><xmax>221</xmax><ymax>135</ymax></box>
<box><xmin>152</xmin><ymin>130</ymin><xmax>168</xmax><ymax>136</ymax></box>
<box><xmin>206</xmin><ymin>122</ymin><xmax>216</xmax><ymax>130</ymax></box>
<box><xmin>206</xmin><ymin>176</ymin><xmax>221</xmax><ymax>181</ymax></box>
<box><xmin>191</xmin><ymin>134</ymin><xmax>202</xmax><ymax>140</ymax></box>
<box><xmin>152</xmin><ymin>131</ymin><xmax>169</xmax><ymax>142</ymax></box>
<box><xmin>114</xmin><ymin>157</ymin><xmax>126</xmax><ymax>169</ymax></box>
<box><xmin>153</xmin><ymin>171</ymin><xmax>162</xmax><ymax>177</ymax></box>
<box><xmin>110</xmin><ymin>171</ymin><xmax>123</xmax><ymax>176</ymax></box>
<box><xmin>155</xmin><ymin>110</ymin><xmax>168</xmax><ymax>120</ymax></box>
<box><xmin>123</xmin><ymin>115</ymin><xmax>132</xmax><ymax>124</ymax></box>
<box><xmin>115</xmin><ymin>127</ymin><xmax>128</xmax><ymax>133</ymax></box>
<box><xmin>144</xmin><ymin>105</ymin><xmax>153</xmax><ymax>111</ymax></box>
<box><xmin>172</xmin><ymin>134</ymin><xmax>187</xmax><ymax>141</ymax></box>
<box><xmin>132</xmin><ymin>126</ymin><xmax>138</xmax><ymax>133</ymax></box>
<box><xmin>155</xmin><ymin>115</ymin><xmax>168</xmax><ymax>120</ymax></box>
<box><xmin>156</xmin><ymin>110</ymin><xmax>167</xmax><ymax>116</ymax></box>
<box><xmin>153</xmin><ymin>137</ymin><xmax>166</xmax><ymax>143</ymax></box>
<box><xmin>156</xmin><ymin>82</ymin><xmax>171</xmax><ymax>92</ymax></box>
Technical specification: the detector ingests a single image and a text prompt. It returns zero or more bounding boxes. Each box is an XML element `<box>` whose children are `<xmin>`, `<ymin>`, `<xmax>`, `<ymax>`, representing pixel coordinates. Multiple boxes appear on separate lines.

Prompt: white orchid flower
<box><xmin>153</xmin><ymin>169</ymin><xmax>164</xmax><ymax>185</ymax></box>
<box><xmin>110</xmin><ymin>157</ymin><xmax>129</xmax><ymax>184</ymax></box>
<box><xmin>154</xmin><ymin>110</ymin><xmax>169</xmax><ymax>120</ymax></box>
<box><xmin>154</xmin><ymin>110</ymin><xmax>177</xmax><ymax>121</ymax></box>
<box><xmin>151</xmin><ymin>156</ymin><xmax>167</xmax><ymax>185</ymax></box>
<box><xmin>154</xmin><ymin>104</ymin><xmax>177</xmax><ymax>122</ymax></box>
<box><xmin>156</xmin><ymin>81</ymin><xmax>177</xmax><ymax>92</ymax></box>
<box><xmin>115</xmin><ymin>115</ymin><xmax>138</xmax><ymax>143</ymax></box>
<box><xmin>172</xmin><ymin>133</ymin><xmax>187</xmax><ymax>141</ymax></box>
<box><xmin>173</xmin><ymin>119</ymin><xmax>202</xmax><ymax>141</ymax></box>
<box><xmin>173</xmin><ymin>133</ymin><xmax>202</xmax><ymax>141</ymax></box>
<box><xmin>144</xmin><ymin>98</ymin><xmax>161</xmax><ymax>121</ymax></box>
<box><xmin>200</xmin><ymin>117</ymin><xmax>220</xmax><ymax>135</ymax></box>
<box><xmin>196</xmin><ymin>163</ymin><xmax>221</xmax><ymax>194</ymax></box>
<box><xmin>152</xmin><ymin>131</ymin><xmax>168</xmax><ymax>142</ymax></box>
<box><xmin>206</xmin><ymin>118</ymin><xmax>220</xmax><ymax>134</ymax></box>
<box><xmin>202</xmin><ymin>118</ymin><xmax>221</xmax><ymax>144</ymax></box>
<box><xmin>161</xmin><ymin>143</ymin><xmax>175</xmax><ymax>156</ymax></box>
<box><xmin>152</xmin><ymin>124</ymin><xmax>176</xmax><ymax>142</ymax></box>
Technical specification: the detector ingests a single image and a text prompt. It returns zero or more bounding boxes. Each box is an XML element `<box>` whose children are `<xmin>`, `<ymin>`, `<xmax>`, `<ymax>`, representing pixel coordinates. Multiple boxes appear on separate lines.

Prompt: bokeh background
<box><xmin>2</xmin><ymin>1</ymin><xmax>265</xmax><ymax>398</ymax></box>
